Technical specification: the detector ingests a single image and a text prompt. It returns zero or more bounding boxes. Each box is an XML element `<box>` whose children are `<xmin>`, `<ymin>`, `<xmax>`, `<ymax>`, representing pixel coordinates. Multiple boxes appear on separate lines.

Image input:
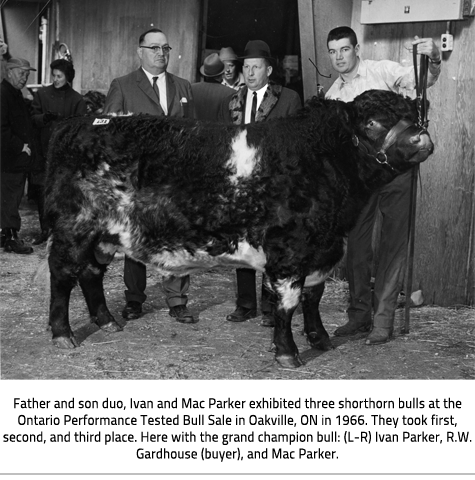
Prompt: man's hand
<box><xmin>22</xmin><ymin>144</ymin><xmax>31</xmax><ymax>156</ymax></box>
<box><xmin>411</xmin><ymin>36</ymin><xmax>441</xmax><ymax>63</ymax></box>
<box><xmin>44</xmin><ymin>111</ymin><xmax>60</xmax><ymax>124</ymax></box>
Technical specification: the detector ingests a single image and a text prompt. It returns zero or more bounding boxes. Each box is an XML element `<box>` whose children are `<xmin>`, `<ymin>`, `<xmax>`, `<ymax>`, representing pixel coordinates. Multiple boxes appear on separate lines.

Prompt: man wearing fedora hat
<box><xmin>219</xmin><ymin>47</ymin><xmax>245</xmax><ymax>90</ymax></box>
<box><xmin>191</xmin><ymin>53</ymin><xmax>234</xmax><ymax>121</ymax></box>
<box><xmin>219</xmin><ymin>40</ymin><xmax>302</xmax><ymax>327</ymax></box>
<box><xmin>1</xmin><ymin>58</ymin><xmax>38</xmax><ymax>254</ymax></box>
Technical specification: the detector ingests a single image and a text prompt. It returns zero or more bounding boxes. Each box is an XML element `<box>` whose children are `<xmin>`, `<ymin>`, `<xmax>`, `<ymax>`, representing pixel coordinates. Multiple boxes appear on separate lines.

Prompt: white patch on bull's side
<box><xmin>226</xmin><ymin>240</ymin><xmax>266</xmax><ymax>271</ymax></box>
<box><xmin>226</xmin><ymin>130</ymin><xmax>259</xmax><ymax>184</ymax></box>
<box><xmin>304</xmin><ymin>270</ymin><xmax>331</xmax><ymax>287</ymax></box>
<box><xmin>96</xmin><ymin>242</ymin><xmax>117</xmax><ymax>255</ymax></box>
<box><xmin>107</xmin><ymin>220</ymin><xmax>133</xmax><ymax>249</ymax></box>
<box><xmin>275</xmin><ymin>278</ymin><xmax>302</xmax><ymax>310</ymax></box>
<box><xmin>147</xmin><ymin>240</ymin><xmax>266</xmax><ymax>277</ymax></box>
<box><xmin>96</xmin><ymin>162</ymin><xmax>110</xmax><ymax>174</ymax></box>
<box><xmin>106</xmin><ymin>112</ymin><xmax>134</xmax><ymax>117</ymax></box>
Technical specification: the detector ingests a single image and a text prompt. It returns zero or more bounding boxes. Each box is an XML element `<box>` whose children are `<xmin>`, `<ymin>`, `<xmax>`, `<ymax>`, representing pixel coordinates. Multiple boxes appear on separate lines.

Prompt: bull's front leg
<box><xmin>48</xmin><ymin>248</ymin><xmax>79</xmax><ymax>349</ymax></box>
<box><xmin>269</xmin><ymin>277</ymin><xmax>304</xmax><ymax>368</ymax></box>
<box><xmin>301</xmin><ymin>282</ymin><xmax>333</xmax><ymax>351</ymax></box>
<box><xmin>78</xmin><ymin>265</ymin><xmax>122</xmax><ymax>333</ymax></box>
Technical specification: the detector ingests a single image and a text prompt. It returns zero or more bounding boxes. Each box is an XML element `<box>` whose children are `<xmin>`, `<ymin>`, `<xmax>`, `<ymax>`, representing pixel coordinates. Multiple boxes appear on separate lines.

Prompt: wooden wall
<box><xmin>52</xmin><ymin>0</ymin><xmax>201</xmax><ymax>94</ymax></box>
<box><xmin>298</xmin><ymin>0</ymin><xmax>474</xmax><ymax>306</ymax></box>
<box><xmin>1</xmin><ymin>1</ymin><xmax>43</xmax><ymax>84</ymax></box>
<box><xmin>298</xmin><ymin>0</ymin><xmax>353</xmax><ymax>100</ymax></box>
<box><xmin>351</xmin><ymin>1</ymin><xmax>475</xmax><ymax>306</ymax></box>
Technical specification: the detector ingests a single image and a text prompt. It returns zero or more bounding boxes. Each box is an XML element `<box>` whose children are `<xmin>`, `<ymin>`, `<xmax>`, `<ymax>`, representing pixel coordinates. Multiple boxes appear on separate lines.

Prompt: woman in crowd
<box><xmin>31</xmin><ymin>58</ymin><xmax>87</xmax><ymax>244</ymax></box>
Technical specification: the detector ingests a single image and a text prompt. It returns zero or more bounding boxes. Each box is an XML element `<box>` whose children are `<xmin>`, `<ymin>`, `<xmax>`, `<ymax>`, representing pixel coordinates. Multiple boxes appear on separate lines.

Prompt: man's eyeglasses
<box><xmin>140</xmin><ymin>45</ymin><xmax>172</xmax><ymax>54</ymax></box>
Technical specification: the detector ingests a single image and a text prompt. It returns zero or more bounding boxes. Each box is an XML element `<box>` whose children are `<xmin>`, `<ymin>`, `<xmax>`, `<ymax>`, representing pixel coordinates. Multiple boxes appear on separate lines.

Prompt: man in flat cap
<box><xmin>219</xmin><ymin>47</ymin><xmax>245</xmax><ymax>90</ymax></box>
<box><xmin>219</xmin><ymin>40</ymin><xmax>302</xmax><ymax>327</ymax></box>
<box><xmin>191</xmin><ymin>53</ymin><xmax>234</xmax><ymax>121</ymax></box>
<box><xmin>1</xmin><ymin>58</ymin><xmax>37</xmax><ymax>253</ymax></box>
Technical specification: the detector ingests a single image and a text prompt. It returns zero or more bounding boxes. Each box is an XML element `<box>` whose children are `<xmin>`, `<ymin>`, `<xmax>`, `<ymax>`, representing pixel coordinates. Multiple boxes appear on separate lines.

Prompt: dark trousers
<box><xmin>346</xmin><ymin>168</ymin><xmax>412</xmax><ymax>330</ymax></box>
<box><xmin>28</xmin><ymin>183</ymin><xmax>47</xmax><ymax>232</ymax></box>
<box><xmin>1</xmin><ymin>172</ymin><xmax>27</xmax><ymax>230</ymax></box>
<box><xmin>124</xmin><ymin>256</ymin><xmax>189</xmax><ymax>307</ymax></box>
<box><xmin>235</xmin><ymin>268</ymin><xmax>273</xmax><ymax>313</ymax></box>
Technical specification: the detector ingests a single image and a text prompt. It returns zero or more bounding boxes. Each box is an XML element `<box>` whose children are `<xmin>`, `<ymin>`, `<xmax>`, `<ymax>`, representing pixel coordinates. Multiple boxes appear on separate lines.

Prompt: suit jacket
<box><xmin>218</xmin><ymin>82</ymin><xmax>301</xmax><ymax>125</ymax></box>
<box><xmin>1</xmin><ymin>79</ymin><xmax>37</xmax><ymax>173</ymax></box>
<box><xmin>191</xmin><ymin>81</ymin><xmax>233</xmax><ymax>121</ymax></box>
<box><xmin>103</xmin><ymin>68</ymin><xmax>194</xmax><ymax>118</ymax></box>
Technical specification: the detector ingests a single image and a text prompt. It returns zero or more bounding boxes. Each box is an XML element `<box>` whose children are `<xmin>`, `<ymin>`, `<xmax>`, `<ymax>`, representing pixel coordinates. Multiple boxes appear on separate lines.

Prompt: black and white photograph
<box><xmin>0</xmin><ymin>0</ymin><xmax>474</xmax><ymax>477</ymax></box>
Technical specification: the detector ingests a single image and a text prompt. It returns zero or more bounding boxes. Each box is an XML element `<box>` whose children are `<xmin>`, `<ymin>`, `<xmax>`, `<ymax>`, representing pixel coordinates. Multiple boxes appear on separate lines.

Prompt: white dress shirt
<box><xmin>244</xmin><ymin>84</ymin><xmax>268</xmax><ymax>124</ymax></box>
<box><xmin>325</xmin><ymin>57</ymin><xmax>440</xmax><ymax>102</ymax></box>
<box><xmin>142</xmin><ymin>68</ymin><xmax>168</xmax><ymax>115</ymax></box>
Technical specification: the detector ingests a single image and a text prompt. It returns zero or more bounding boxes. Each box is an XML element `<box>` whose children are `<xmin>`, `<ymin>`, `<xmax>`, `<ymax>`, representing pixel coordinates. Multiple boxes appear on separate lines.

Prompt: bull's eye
<box><xmin>367</xmin><ymin>120</ymin><xmax>375</xmax><ymax>128</ymax></box>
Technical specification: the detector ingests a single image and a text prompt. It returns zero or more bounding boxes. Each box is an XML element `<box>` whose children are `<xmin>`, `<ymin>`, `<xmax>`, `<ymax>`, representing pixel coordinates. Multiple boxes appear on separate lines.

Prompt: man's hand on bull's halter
<box><xmin>409</xmin><ymin>36</ymin><xmax>441</xmax><ymax>64</ymax></box>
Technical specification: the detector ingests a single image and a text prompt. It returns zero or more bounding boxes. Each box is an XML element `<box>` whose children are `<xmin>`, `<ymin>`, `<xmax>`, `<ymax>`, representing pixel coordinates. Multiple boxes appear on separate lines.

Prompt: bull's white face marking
<box><xmin>226</xmin><ymin>130</ymin><xmax>259</xmax><ymax>184</ymax></box>
<box><xmin>275</xmin><ymin>278</ymin><xmax>301</xmax><ymax>310</ymax></box>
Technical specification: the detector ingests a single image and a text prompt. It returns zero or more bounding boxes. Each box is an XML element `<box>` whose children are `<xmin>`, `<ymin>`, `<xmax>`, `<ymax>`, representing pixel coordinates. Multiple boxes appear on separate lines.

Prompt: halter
<box><xmin>403</xmin><ymin>43</ymin><xmax>430</xmax><ymax>334</ymax></box>
<box><xmin>352</xmin><ymin>118</ymin><xmax>416</xmax><ymax>173</ymax></box>
<box><xmin>413</xmin><ymin>44</ymin><xmax>430</xmax><ymax>129</ymax></box>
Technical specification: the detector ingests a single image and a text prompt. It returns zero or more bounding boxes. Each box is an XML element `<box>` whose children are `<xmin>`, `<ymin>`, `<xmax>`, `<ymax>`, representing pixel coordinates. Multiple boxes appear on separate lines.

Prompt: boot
<box><xmin>365</xmin><ymin>327</ymin><xmax>393</xmax><ymax>345</ymax></box>
<box><xmin>3</xmin><ymin>228</ymin><xmax>33</xmax><ymax>254</ymax></box>
<box><xmin>334</xmin><ymin>316</ymin><xmax>371</xmax><ymax>336</ymax></box>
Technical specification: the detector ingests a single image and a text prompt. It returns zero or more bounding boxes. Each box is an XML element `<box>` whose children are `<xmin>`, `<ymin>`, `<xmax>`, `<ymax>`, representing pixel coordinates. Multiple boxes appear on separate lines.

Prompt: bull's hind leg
<box><xmin>269</xmin><ymin>277</ymin><xmax>304</xmax><ymax>368</ymax></box>
<box><xmin>301</xmin><ymin>283</ymin><xmax>333</xmax><ymax>351</ymax></box>
<box><xmin>78</xmin><ymin>264</ymin><xmax>123</xmax><ymax>333</ymax></box>
<box><xmin>48</xmin><ymin>247</ymin><xmax>79</xmax><ymax>349</ymax></box>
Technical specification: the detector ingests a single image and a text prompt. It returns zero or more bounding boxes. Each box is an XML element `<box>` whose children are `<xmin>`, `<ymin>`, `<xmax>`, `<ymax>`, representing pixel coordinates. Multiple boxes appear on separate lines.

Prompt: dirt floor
<box><xmin>1</xmin><ymin>199</ymin><xmax>474</xmax><ymax>380</ymax></box>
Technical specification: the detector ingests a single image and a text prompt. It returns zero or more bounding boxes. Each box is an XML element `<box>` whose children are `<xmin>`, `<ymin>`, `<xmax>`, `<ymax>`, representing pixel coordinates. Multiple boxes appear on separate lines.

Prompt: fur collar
<box><xmin>229</xmin><ymin>83</ymin><xmax>283</xmax><ymax>125</ymax></box>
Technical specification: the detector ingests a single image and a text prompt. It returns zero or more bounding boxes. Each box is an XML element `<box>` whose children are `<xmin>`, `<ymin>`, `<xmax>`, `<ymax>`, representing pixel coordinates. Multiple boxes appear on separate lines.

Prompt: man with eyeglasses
<box><xmin>103</xmin><ymin>27</ymin><xmax>196</xmax><ymax>324</ymax></box>
<box><xmin>1</xmin><ymin>58</ymin><xmax>38</xmax><ymax>254</ymax></box>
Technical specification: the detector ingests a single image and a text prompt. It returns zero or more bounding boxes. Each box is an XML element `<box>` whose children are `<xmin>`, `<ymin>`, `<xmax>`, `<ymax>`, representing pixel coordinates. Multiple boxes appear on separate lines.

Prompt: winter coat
<box><xmin>31</xmin><ymin>83</ymin><xmax>87</xmax><ymax>173</ymax></box>
<box><xmin>1</xmin><ymin>79</ymin><xmax>37</xmax><ymax>173</ymax></box>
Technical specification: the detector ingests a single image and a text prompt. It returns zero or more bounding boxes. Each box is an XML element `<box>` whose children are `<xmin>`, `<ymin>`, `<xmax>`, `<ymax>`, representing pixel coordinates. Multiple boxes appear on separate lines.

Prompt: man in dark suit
<box><xmin>219</xmin><ymin>40</ymin><xmax>302</xmax><ymax>327</ymax></box>
<box><xmin>103</xmin><ymin>28</ymin><xmax>196</xmax><ymax>324</ymax></box>
<box><xmin>1</xmin><ymin>58</ymin><xmax>37</xmax><ymax>254</ymax></box>
<box><xmin>191</xmin><ymin>53</ymin><xmax>234</xmax><ymax>121</ymax></box>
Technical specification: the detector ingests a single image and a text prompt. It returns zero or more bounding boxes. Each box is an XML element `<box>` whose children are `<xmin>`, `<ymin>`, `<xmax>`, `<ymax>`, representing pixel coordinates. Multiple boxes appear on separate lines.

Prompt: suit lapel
<box><xmin>256</xmin><ymin>84</ymin><xmax>282</xmax><ymax>122</ymax></box>
<box><xmin>229</xmin><ymin>87</ymin><xmax>247</xmax><ymax>125</ymax></box>
<box><xmin>165</xmin><ymin>72</ymin><xmax>176</xmax><ymax>116</ymax></box>
<box><xmin>136</xmin><ymin>68</ymin><xmax>165</xmax><ymax>115</ymax></box>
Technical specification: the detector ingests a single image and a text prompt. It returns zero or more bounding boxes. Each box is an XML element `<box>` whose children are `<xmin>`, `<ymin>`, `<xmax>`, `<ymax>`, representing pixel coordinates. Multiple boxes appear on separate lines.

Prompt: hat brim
<box><xmin>7</xmin><ymin>65</ymin><xmax>37</xmax><ymax>71</ymax></box>
<box><xmin>220</xmin><ymin>56</ymin><xmax>240</xmax><ymax>62</ymax></box>
<box><xmin>200</xmin><ymin>65</ymin><xmax>225</xmax><ymax>77</ymax></box>
<box><xmin>239</xmin><ymin>51</ymin><xmax>273</xmax><ymax>60</ymax></box>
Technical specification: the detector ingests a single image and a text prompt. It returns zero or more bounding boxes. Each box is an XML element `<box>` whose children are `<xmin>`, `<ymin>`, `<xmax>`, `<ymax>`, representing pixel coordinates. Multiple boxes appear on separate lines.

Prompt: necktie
<box><xmin>250</xmin><ymin>92</ymin><xmax>257</xmax><ymax>123</ymax></box>
<box><xmin>152</xmin><ymin>76</ymin><xmax>161</xmax><ymax>103</ymax></box>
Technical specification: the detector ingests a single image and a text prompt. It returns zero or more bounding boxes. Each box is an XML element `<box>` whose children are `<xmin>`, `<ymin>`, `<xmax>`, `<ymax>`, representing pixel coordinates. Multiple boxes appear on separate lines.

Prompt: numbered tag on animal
<box><xmin>93</xmin><ymin>118</ymin><xmax>110</xmax><ymax>125</ymax></box>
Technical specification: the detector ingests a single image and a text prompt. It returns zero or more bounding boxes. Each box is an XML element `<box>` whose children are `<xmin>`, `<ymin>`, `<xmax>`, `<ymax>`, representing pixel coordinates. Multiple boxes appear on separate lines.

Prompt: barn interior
<box><xmin>1</xmin><ymin>0</ymin><xmax>474</xmax><ymax>307</ymax></box>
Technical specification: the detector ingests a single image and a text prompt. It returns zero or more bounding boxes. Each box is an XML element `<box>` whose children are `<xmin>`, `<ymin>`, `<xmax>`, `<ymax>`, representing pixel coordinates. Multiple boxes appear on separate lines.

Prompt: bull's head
<box><xmin>351</xmin><ymin>90</ymin><xmax>434</xmax><ymax>173</ymax></box>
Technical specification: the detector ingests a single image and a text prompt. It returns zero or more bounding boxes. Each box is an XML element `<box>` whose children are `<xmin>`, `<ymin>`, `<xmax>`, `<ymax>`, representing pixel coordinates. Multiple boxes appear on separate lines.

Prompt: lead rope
<box><xmin>403</xmin><ymin>45</ymin><xmax>429</xmax><ymax>334</ymax></box>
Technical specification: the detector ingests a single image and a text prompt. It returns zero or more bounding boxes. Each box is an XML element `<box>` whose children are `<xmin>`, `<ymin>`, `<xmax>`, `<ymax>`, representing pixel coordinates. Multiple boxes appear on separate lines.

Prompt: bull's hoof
<box><xmin>307</xmin><ymin>332</ymin><xmax>333</xmax><ymax>351</ymax></box>
<box><xmin>276</xmin><ymin>354</ymin><xmax>304</xmax><ymax>369</ymax></box>
<box><xmin>53</xmin><ymin>335</ymin><xmax>79</xmax><ymax>349</ymax></box>
<box><xmin>100</xmin><ymin>321</ymin><xmax>123</xmax><ymax>333</ymax></box>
